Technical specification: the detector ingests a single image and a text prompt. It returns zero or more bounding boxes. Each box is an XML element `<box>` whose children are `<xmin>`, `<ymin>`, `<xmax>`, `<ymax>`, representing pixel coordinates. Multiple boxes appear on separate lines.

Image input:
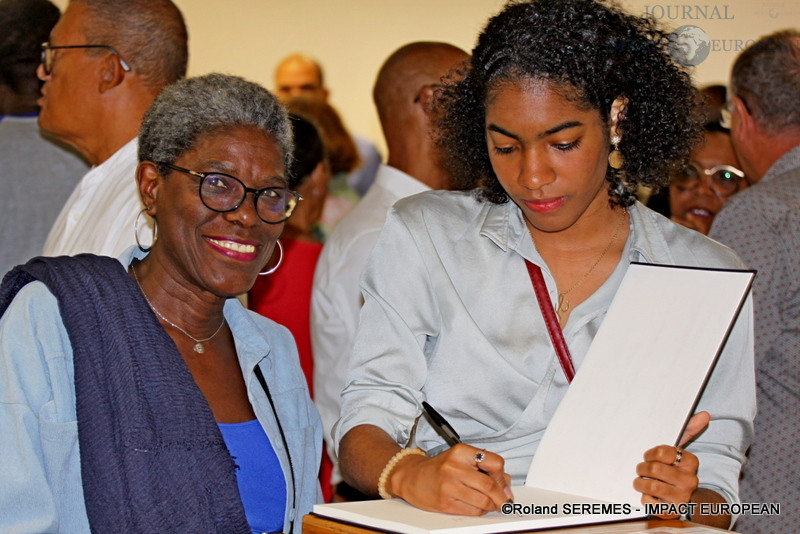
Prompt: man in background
<box><xmin>709</xmin><ymin>30</ymin><xmax>800</xmax><ymax>534</ymax></box>
<box><xmin>310</xmin><ymin>41</ymin><xmax>468</xmax><ymax>499</ymax></box>
<box><xmin>0</xmin><ymin>0</ymin><xmax>88</xmax><ymax>274</ymax></box>
<box><xmin>40</xmin><ymin>0</ymin><xmax>187</xmax><ymax>256</ymax></box>
<box><xmin>275</xmin><ymin>53</ymin><xmax>381</xmax><ymax>197</ymax></box>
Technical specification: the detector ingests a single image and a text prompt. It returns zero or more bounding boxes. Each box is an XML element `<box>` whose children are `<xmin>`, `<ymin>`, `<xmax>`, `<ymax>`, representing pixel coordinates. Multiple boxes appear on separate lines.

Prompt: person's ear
<box><xmin>98</xmin><ymin>52</ymin><xmax>126</xmax><ymax>93</ymax></box>
<box><xmin>309</xmin><ymin>161</ymin><xmax>330</xmax><ymax>199</ymax></box>
<box><xmin>732</xmin><ymin>96</ymin><xmax>756</xmax><ymax>139</ymax></box>
<box><xmin>415</xmin><ymin>84</ymin><xmax>439</xmax><ymax>118</ymax></box>
<box><xmin>136</xmin><ymin>161</ymin><xmax>162</xmax><ymax>215</ymax></box>
<box><xmin>301</xmin><ymin>161</ymin><xmax>330</xmax><ymax>223</ymax></box>
<box><xmin>609</xmin><ymin>96</ymin><xmax>628</xmax><ymax>139</ymax></box>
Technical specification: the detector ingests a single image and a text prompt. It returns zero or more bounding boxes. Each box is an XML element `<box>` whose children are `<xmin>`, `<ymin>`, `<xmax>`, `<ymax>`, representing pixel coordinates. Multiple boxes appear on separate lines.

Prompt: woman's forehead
<box><xmin>486</xmin><ymin>77</ymin><xmax>594</xmax><ymax>111</ymax></box>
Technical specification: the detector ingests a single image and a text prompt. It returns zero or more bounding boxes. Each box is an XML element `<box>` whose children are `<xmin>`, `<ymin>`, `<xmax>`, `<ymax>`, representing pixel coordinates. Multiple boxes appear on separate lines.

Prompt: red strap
<box><xmin>524</xmin><ymin>260</ymin><xmax>575</xmax><ymax>383</ymax></box>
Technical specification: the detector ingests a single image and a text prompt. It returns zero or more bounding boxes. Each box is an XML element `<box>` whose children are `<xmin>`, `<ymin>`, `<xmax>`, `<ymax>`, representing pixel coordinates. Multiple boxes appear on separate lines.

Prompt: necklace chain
<box><xmin>533</xmin><ymin>209</ymin><xmax>627</xmax><ymax>320</ymax></box>
<box><xmin>131</xmin><ymin>264</ymin><xmax>226</xmax><ymax>354</ymax></box>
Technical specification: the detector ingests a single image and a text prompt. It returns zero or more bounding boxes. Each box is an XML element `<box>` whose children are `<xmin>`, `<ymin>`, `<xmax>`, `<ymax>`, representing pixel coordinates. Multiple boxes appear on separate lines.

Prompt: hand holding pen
<box><xmin>385</xmin><ymin>401</ymin><xmax>513</xmax><ymax>515</ymax></box>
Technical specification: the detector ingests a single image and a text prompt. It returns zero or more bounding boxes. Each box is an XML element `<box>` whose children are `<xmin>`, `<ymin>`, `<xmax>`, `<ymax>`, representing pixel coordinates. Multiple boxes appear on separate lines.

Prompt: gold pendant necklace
<box><xmin>131</xmin><ymin>264</ymin><xmax>225</xmax><ymax>353</ymax></box>
<box><xmin>553</xmin><ymin>210</ymin><xmax>627</xmax><ymax>319</ymax></box>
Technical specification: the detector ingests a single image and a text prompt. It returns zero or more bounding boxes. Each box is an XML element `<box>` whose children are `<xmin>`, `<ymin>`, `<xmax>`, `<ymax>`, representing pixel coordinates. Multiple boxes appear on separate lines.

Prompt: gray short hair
<box><xmin>138</xmin><ymin>73</ymin><xmax>293</xmax><ymax>172</ymax></box>
<box><xmin>75</xmin><ymin>0</ymin><xmax>187</xmax><ymax>90</ymax></box>
<box><xmin>731</xmin><ymin>29</ymin><xmax>800</xmax><ymax>134</ymax></box>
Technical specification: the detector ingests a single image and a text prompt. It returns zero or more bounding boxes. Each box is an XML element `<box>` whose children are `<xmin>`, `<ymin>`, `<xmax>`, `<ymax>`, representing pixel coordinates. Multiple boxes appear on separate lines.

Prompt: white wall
<box><xmin>51</xmin><ymin>0</ymin><xmax>799</xmax><ymax>155</ymax></box>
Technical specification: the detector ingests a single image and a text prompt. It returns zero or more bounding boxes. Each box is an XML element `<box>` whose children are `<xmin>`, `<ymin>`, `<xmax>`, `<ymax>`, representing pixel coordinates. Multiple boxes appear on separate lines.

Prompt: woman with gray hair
<box><xmin>0</xmin><ymin>73</ymin><xmax>321</xmax><ymax>533</ymax></box>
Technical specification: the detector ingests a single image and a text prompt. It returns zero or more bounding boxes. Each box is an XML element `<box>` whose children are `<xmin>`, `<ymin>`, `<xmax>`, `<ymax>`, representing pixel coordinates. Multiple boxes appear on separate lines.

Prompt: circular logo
<box><xmin>669</xmin><ymin>25</ymin><xmax>711</xmax><ymax>67</ymax></box>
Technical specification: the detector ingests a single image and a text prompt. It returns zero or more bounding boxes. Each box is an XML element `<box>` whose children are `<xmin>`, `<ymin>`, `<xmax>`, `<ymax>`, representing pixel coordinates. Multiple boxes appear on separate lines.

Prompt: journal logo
<box><xmin>669</xmin><ymin>25</ymin><xmax>711</xmax><ymax>66</ymax></box>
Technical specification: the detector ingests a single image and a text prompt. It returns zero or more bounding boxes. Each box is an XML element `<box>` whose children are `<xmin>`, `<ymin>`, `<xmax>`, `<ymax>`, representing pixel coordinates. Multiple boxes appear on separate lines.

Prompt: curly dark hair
<box><xmin>287</xmin><ymin>112</ymin><xmax>326</xmax><ymax>190</ymax></box>
<box><xmin>436</xmin><ymin>0</ymin><xmax>701</xmax><ymax>206</ymax></box>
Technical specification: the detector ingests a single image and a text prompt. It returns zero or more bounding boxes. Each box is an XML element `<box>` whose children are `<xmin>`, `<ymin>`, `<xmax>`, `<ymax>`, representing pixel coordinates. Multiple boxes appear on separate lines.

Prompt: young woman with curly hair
<box><xmin>334</xmin><ymin>1</ymin><xmax>754</xmax><ymax>529</ymax></box>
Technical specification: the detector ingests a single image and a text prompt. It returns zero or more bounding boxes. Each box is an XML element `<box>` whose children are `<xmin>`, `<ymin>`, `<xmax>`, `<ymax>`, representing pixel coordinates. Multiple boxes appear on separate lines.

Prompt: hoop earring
<box><xmin>259</xmin><ymin>240</ymin><xmax>284</xmax><ymax>275</ymax></box>
<box><xmin>608</xmin><ymin>135</ymin><xmax>625</xmax><ymax>170</ymax></box>
<box><xmin>134</xmin><ymin>208</ymin><xmax>157</xmax><ymax>252</ymax></box>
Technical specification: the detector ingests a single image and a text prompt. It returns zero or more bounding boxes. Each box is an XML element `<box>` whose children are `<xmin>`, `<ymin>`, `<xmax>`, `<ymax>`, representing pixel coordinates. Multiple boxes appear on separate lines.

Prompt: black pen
<box><xmin>422</xmin><ymin>401</ymin><xmax>462</xmax><ymax>447</ymax></box>
<box><xmin>422</xmin><ymin>401</ymin><xmax>490</xmax><ymax>476</ymax></box>
<box><xmin>422</xmin><ymin>401</ymin><xmax>515</xmax><ymax>507</ymax></box>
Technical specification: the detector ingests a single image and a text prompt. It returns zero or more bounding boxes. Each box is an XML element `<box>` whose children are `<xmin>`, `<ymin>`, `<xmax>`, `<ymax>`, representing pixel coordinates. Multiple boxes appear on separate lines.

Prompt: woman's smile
<box><xmin>150</xmin><ymin>124</ymin><xmax>287</xmax><ymax>297</ymax></box>
<box><xmin>205</xmin><ymin>236</ymin><xmax>261</xmax><ymax>261</ymax></box>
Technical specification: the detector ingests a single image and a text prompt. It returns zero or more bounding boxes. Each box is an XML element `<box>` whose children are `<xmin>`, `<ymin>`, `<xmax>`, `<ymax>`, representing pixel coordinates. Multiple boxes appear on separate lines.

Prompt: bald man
<box><xmin>274</xmin><ymin>53</ymin><xmax>381</xmax><ymax>196</ymax></box>
<box><xmin>274</xmin><ymin>53</ymin><xmax>329</xmax><ymax>100</ymax></box>
<box><xmin>310</xmin><ymin>42</ymin><xmax>468</xmax><ymax>497</ymax></box>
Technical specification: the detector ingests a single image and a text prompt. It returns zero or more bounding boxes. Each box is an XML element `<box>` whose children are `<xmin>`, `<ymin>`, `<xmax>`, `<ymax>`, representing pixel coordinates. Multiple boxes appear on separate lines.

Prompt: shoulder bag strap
<box><xmin>524</xmin><ymin>260</ymin><xmax>576</xmax><ymax>383</ymax></box>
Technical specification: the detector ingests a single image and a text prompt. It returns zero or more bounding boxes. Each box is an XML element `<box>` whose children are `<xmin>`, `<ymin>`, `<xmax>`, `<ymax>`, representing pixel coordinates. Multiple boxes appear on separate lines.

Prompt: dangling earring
<box><xmin>608</xmin><ymin>135</ymin><xmax>625</xmax><ymax>170</ymax></box>
<box><xmin>135</xmin><ymin>208</ymin><xmax>158</xmax><ymax>252</ymax></box>
<box><xmin>259</xmin><ymin>240</ymin><xmax>284</xmax><ymax>275</ymax></box>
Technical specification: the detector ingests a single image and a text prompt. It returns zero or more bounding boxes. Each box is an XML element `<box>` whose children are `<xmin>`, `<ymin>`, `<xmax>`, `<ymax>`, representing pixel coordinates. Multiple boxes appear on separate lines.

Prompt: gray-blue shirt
<box><xmin>335</xmin><ymin>191</ymin><xmax>755</xmax><ymax>509</ymax></box>
<box><xmin>710</xmin><ymin>144</ymin><xmax>800</xmax><ymax>534</ymax></box>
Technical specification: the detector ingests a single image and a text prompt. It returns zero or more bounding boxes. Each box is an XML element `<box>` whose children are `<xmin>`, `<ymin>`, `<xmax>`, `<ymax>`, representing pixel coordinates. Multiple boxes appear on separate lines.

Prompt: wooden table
<box><xmin>303</xmin><ymin>514</ymin><xmax>735</xmax><ymax>533</ymax></box>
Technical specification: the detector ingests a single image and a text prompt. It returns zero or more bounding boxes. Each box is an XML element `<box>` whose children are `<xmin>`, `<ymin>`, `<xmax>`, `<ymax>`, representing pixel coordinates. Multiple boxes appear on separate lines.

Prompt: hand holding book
<box><xmin>633</xmin><ymin>411</ymin><xmax>730</xmax><ymax>528</ymax></box>
<box><xmin>635</xmin><ymin>411</ymin><xmax>708</xmax><ymax>519</ymax></box>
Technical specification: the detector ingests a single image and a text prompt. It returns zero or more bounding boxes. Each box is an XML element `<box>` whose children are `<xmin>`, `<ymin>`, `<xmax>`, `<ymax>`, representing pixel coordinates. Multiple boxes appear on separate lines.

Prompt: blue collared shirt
<box><xmin>0</xmin><ymin>247</ymin><xmax>322</xmax><ymax>533</ymax></box>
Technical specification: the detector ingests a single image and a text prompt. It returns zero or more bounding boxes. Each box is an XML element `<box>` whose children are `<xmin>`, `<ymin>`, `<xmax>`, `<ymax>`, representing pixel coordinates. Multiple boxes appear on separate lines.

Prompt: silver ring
<box><xmin>673</xmin><ymin>448</ymin><xmax>683</xmax><ymax>466</ymax></box>
<box><xmin>473</xmin><ymin>450</ymin><xmax>486</xmax><ymax>464</ymax></box>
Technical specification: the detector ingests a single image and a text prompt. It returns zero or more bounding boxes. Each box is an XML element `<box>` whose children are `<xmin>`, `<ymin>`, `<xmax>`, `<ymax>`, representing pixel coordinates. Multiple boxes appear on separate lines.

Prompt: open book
<box><xmin>313</xmin><ymin>263</ymin><xmax>755</xmax><ymax>534</ymax></box>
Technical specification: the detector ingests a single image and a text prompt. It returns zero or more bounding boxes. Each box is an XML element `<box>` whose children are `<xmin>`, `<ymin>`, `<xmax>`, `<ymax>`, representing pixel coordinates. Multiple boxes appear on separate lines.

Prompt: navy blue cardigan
<box><xmin>0</xmin><ymin>255</ymin><xmax>250</xmax><ymax>533</ymax></box>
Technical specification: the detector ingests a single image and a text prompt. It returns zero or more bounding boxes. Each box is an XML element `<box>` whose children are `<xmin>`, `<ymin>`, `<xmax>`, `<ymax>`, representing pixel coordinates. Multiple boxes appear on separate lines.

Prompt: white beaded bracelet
<box><xmin>377</xmin><ymin>448</ymin><xmax>426</xmax><ymax>499</ymax></box>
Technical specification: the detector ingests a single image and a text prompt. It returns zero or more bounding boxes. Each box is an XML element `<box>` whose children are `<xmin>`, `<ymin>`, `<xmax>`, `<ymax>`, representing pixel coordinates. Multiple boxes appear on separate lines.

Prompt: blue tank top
<box><xmin>218</xmin><ymin>419</ymin><xmax>287</xmax><ymax>533</ymax></box>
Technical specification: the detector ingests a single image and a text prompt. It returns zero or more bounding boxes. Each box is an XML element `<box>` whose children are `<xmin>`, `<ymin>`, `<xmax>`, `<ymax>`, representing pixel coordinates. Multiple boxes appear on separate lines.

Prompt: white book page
<box><xmin>314</xmin><ymin>486</ymin><xmax>643</xmax><ymax>534</ymax></box>
<box><xmin>526</xmin><ymin>263</ymin><xmax>754</xmax><ymax>505</ymax></box>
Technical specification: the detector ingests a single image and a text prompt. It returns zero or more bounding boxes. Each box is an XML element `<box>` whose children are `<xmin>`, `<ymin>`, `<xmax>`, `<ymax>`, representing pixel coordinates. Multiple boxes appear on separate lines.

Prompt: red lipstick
<box><xmin>204</xmin><ymin>236</ymin><xmax>260</xmax><ymax>262</ymax></box>
<box><xmin>524</xmin><ymin>197</ymin><xmax>566</xmax><ymax>214</ymax></box>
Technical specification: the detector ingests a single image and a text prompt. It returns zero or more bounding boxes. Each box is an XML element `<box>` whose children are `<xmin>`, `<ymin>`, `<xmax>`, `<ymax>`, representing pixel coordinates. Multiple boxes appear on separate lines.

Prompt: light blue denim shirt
<box><xmin>0</xmin><ymin>247</ymin><xmax>322</xmax><ymax>533</ymax></box>
<box><xmin>335</xmin><ymin>191</ymin><xmax>755</xmax><ymax>509</ymax></box>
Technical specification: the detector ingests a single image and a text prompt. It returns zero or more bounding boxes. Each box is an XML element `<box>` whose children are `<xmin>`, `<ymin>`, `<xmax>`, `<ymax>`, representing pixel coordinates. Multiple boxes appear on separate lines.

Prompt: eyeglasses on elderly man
<box><xmin>40</xmin><ymin>41</ymin><xmax>131</xmax><ymax>75</ymax></box>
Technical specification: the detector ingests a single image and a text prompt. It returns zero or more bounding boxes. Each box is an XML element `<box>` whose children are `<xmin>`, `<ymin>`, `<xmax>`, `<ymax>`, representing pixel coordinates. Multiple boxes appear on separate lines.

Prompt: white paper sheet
<box><xmin>527</xmin><ymin>263</ymin><xmax>754</xmax><ymax>505</ymax></box>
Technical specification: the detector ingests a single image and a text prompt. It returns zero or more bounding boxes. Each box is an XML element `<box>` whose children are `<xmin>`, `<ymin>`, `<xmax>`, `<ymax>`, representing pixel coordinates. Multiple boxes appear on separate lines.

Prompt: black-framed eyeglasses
<box><xmin>674</xmin><ymin>162</ymin><xmax>745</xmax><ymax>198</ymax></box>
<box><xmin>40</xmin><ymin>42</ymin><xmax>132</xmax><ymax>75</ymax></box>
<box><xmin>158</xmin><ymin>162</ymin><xmax>302</xmax><ymax>224</ymax></box>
